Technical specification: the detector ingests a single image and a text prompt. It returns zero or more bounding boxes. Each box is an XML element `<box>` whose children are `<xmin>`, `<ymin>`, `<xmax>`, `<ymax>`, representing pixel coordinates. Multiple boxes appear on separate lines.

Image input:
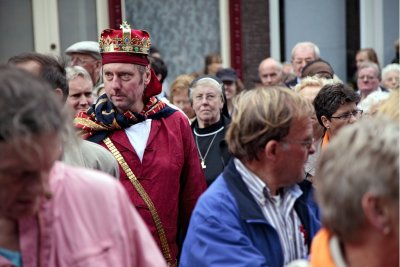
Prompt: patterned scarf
<box><xmin>74</xmin><ymin>94</ymin><xmax>176</xmax><ymax>143</ymax></box>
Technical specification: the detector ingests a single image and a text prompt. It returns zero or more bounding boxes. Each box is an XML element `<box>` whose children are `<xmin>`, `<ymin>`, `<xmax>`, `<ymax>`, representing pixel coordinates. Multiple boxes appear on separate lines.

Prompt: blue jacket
<box><xmin>180</xmin><ymin>159</ymin><xmax>321</xmax><ymax>267</ymax></box>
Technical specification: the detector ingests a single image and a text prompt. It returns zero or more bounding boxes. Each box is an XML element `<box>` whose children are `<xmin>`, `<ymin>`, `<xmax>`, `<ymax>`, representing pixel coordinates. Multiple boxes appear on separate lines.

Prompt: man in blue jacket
<box><xmin>180</xmin><ymin>86</ymin><xmax>321</xmax><ymax>267</ymax></box>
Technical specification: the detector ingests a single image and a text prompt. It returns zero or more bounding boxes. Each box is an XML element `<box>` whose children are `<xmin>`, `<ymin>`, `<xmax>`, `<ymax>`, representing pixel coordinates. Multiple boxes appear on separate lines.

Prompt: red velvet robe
<box><xmin>100</xmin><ymin>111</ymin><xmax>207</xmax><ymax>262</ymax></box>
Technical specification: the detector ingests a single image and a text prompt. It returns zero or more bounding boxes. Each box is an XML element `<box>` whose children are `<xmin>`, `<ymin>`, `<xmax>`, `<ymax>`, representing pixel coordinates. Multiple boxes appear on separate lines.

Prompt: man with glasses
<box><xmin>180</xmin><ymin>86</ymin><xmax>321</xmax><ymax>267</ymax></box>
<box><xmin>65</xmin><ymin>41</ymin><xmax>104</xmax><ymax>98</ymax></box>
<box><xmin>286</xmin><ymin>42</ymin><xmax>320</xmax><ymax>89</ymax></box>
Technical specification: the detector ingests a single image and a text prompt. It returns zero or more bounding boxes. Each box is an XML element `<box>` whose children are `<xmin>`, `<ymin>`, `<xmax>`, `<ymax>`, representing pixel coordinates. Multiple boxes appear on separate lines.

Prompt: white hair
<box><xmin>358</xmin><ymin>90</ymin><xmax>390</xmax><ymax>115</ymax></box>
<box><xmin>382</xmin><ymin>63</ymin><xmax>400</xmax><ymax>80</ymax></box>
<box><xmin>189</xmin><ymin>77</ymin><xmax>223</xmax><ymax>101</ymax></box>
<box><xmin>291</xmin><ymin>42</ymin><xmax>320</xmax><ymax>59</ymax></box>
<box><xmin>66</xmin><ymin>65</ymin><xmax>93</xmax><ymax>86</ymax></box>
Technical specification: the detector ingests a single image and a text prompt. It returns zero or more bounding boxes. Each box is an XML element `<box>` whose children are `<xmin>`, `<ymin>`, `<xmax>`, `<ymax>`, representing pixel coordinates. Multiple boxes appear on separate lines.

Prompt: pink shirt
<box><xmin>0</xmin><ymin>162</ymin><xmax>167</xmax><ymax>267</ymax></box>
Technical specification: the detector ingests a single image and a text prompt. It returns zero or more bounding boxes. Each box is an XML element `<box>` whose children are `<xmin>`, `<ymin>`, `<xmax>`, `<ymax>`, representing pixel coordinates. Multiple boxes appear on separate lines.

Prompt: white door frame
<box><xmin>32</xmin><ymin>0</ymin><xmax>110</xmax><ymax>55</ymax></box>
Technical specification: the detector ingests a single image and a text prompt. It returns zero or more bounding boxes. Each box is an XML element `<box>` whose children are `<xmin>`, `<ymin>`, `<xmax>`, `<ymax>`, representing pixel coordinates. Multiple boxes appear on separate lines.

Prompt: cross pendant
<box><xmin>201</xmin><ymin>160</ymin><xmax>206</xmax><ymax>169</ymax></box>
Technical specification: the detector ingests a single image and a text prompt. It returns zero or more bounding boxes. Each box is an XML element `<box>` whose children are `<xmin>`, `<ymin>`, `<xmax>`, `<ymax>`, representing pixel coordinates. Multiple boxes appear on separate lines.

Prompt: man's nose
<box><xmin>308</xmin><ymin>142</ymin><xmax>316</xmax><ymax>155</ymax></box>
<box><xmin>109</xmin><ymin>76</ymin><xmax>122</xmax><ymax>89</ymax></box>
<box><xmin>78</xmin><ymin>95</ymin><xmax>89</xmax><ymax>105</ymax></box>
<box><xmin>301</xmin><ymin>60</ymin><xmax>308</xmax><ymax>68</ymax></box>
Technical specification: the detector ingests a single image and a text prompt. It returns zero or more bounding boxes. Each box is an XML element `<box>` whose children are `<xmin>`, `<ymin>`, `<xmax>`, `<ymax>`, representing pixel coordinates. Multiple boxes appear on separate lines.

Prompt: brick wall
<box><xmin>240</xmin><ymin>0</ymin><xmax>270</xmax><ymax>89</ymax></box>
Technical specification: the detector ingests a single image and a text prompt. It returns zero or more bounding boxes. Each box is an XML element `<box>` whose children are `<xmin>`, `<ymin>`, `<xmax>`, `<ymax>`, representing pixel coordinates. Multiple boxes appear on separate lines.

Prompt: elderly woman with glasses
<box><xmin>313</xmin><ymin>83</ymin><xmax>362</xmax><ymax>147</ymax></box>
<box><xmin>190</xmin><ymin>76</ymin><xmax>232</xmax><ymax>186</ymax></box>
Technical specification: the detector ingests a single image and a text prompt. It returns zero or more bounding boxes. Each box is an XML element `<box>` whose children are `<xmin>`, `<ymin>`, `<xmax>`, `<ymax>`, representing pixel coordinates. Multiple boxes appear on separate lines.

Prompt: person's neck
<box><xmin>243</xmin><ymin>159</ymin><xmax>281</xmax><ymax>196</ymax></box>
<box><xmin>360</xmin><ymin>88</ymin><xmax>376</xmax><ymax>100</ymax></box>
<box><xmin>197</xmin><ymin>117</ymin><xmax>221</xmax><ymax>129</ymax></box>
<box><xmin>227</xmin><ymin>99</ymin><xmax>233</xmax><ymax>115</ymax></box>
<box><xmin>0</xmin><ymin>217</ymin><xmax>19</xmax><ymax>251</ymax></box>
<box><xmin>117</xmin><ymin>102</ymin><xmax>145</xmax><ymax>114</ymax></box>
<box><xmin>343</xmin><ymin>228</ymin><xmax>398</xmax><ymax>267</ymax></box>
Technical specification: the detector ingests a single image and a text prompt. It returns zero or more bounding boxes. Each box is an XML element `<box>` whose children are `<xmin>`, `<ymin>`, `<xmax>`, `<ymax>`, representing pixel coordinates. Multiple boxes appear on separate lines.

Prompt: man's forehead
<box><xmin>289</xmin><ymin>117</ymin><xmax>313</xmax><ymax>136</ymax></box>
<box><xmin>103</xmin><ymin>63</ymin><xmax>137</xmax><ymax>71</ymax></box>
<box><xmin>261</xmin><ymin>65</ymin><xmax>279</xmax><ymax>73</ymax></box>
<box><xmin>293</xmin><ymin>47</ymin><xmax>315</xmax><ymax>59</ymax></box>
<box><xmin>359</xmin><ymin>67</ymin><xmax>375</xmax><ymax>74</ymax></box>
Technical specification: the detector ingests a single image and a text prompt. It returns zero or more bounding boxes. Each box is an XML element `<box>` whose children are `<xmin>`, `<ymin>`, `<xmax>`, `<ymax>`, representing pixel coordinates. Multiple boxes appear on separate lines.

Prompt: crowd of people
<box><xmin>0</xmin><ymin>21</ymin><xmax>398</xmax><ymax>267</ymax></box>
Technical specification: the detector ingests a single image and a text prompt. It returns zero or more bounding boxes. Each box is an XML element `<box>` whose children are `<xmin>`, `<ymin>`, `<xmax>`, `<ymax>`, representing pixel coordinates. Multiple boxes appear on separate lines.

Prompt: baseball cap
<box><xmin>216</xmin><ymin>68</ymin><xmax>237</xmax><ymax>82</ymax></box>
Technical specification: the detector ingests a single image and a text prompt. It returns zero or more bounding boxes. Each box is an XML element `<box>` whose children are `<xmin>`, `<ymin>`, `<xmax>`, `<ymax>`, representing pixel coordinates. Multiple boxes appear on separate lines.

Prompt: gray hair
<box><xmin>66</xmin><ymin>65</ymin><xmax>93</xmax><ymax>86</ymax></box>
<box><xmin>382</xmin><ymin>63</ymin><xmax>400</xmax><ymax>81</ymax></box>
<box><xmin>291</xmin><ymin>42</ymin><xmax>320</xmax><ymax>60</ymax></box>
<box><xmin>189</xmin><ymin>77</ymin><xmax>223</xmax><ymax>102</ymax></box>
<box><xmin>0</xmin><ymin>65</ymin><xmax>66</xmax><ymax>155</ymax></box>
<box><xmin>357</xmin><ymin>61</ymin><xmax>381</xmax><ymax>80</ymax></box>
<box><xmin>315</xmin><ymin>117</ymin><xmax>399</xmax><ymax>242</ymax></box>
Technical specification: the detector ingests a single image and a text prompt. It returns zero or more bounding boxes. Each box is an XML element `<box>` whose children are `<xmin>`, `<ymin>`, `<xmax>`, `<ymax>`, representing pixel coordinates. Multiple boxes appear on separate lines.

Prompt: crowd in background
<box><xmin>0</xmin><ymin>21</ymin><xmax>398</xmax><ymax>267</ymax></box>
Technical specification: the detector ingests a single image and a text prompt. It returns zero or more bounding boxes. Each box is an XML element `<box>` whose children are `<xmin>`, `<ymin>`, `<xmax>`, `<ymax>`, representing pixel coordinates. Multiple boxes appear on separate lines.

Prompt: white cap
<box><xmin>65</xmin><ymin>41</ymin><xmax>101</xmax><ymax>60</ymax></box>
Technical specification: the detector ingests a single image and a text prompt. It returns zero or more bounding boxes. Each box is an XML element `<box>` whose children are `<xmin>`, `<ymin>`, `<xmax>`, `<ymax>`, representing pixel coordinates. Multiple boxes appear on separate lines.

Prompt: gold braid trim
<box><xmin>74</xmin><ymin>117</ymin><xmax>110</xmax><ymax>131</ymax></box>
<box><xmin>103</xmin><ymin>137</ymin><xmax>176</xmax><ymax>266</ymax></box>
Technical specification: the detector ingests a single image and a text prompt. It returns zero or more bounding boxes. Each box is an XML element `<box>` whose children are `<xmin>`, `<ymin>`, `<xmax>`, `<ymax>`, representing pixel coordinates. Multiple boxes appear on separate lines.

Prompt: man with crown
<box><xmin>74</xmin><ymin>22</ymin><xmax>206</xmax><ymax>266</ymax></box>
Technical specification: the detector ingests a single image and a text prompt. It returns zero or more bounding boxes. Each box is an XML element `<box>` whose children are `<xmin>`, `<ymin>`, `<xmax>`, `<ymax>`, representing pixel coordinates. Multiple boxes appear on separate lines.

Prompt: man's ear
<box><xmin>54</xmin><ymin>88</ymin><xmax>64</xmax><ymax>102</ymax></box>
<box><xmin>264</xmin><ymin>140</ymin><xmax>280</xmax><ymax>160</ymax></box>
<box><xmin>144</xmin><ymin>66</ymin><xmax>152</xmax><ymax>86</ymax></box>
<box><xmin>95</xmin><ymin>60</ymin><xmax>102</xmax><ymax>72</ymax></box>
<box><xmin>362</xmin><ymin>193</ymin><xmax>392</xmax><ymax>235</ymax></box>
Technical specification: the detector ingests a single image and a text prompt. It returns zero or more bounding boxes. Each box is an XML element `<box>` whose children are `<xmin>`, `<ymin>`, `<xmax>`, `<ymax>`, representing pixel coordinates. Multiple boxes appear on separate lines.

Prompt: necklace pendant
<box><xmin>201</xmin><ymin>160</ymin><xmax>206</xmax><ymax>169</ymax></box>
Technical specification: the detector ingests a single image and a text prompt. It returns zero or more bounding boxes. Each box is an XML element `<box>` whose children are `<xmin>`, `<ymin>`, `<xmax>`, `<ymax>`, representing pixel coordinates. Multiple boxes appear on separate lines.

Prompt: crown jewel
<box><xmin>99</xmin><ymin>21</ymin><xmax>151</xmax><ymax>54</ymax></box>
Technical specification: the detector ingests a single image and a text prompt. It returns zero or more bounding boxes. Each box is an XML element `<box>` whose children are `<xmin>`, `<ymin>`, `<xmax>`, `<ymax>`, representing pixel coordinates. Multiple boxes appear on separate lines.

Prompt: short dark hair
<box><xmin>8</xmin><ymin>52</ymin><xmax>69</xmax><ymax>101</ymax></box>
<box><xmin>0</xmin><ymin>65</ymin><xmax>65</xmax><ymax>144</ymax></box>
<box><xmin>150</xmin><ymin>57</ymin><xmax>168</xmax><ymax>83</ymax></box>
<box><xmin>149</xmin><ymin>46</ymin><xmax>160</xmax><ymax>56</ymax></box>
<box><xmin>313</xmin><ymin>83</ymin><xmax>361</xmax><ymax>127</ymax></box>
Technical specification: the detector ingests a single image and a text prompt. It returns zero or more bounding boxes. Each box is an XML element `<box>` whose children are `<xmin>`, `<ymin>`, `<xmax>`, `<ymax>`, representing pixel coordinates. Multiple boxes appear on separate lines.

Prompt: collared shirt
<box><xmin>0</xmin><ymin>162</ymin><xmax>167</xmax><ymax>267</ymax></box>
<box><xmin>234</xmin><ymin>158</ymin><xmax>308</xmax><ymax>264</ymax></box>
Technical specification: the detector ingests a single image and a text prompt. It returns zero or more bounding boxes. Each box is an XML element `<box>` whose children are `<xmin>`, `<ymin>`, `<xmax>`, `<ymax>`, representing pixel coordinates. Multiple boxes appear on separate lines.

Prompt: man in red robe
<box><xmin>74</xmin><ymin>22</ymin><xmax>206</xmax><ymax>266</ymax></box>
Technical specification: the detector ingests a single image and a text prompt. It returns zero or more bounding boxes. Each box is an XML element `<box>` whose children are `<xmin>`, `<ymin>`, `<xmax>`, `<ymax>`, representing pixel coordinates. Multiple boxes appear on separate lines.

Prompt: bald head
<box><xmin>258</xmin><ymin>58</ymin><xmax>283</xmax><ymax>86</ymax></box>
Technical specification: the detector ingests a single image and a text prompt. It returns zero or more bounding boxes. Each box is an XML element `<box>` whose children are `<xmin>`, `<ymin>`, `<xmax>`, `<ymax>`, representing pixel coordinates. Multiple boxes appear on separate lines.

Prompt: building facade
<box><xmin>0</xmin><ymin>0</ymin><xmax>398</xmax><ymax>88</ymax></box>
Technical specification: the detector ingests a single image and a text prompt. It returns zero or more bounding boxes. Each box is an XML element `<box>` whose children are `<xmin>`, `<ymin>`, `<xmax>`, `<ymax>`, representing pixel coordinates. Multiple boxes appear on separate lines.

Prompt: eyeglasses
<box><xmin>281</xmin><ymin>138</ymin><xmax>315</xmax><ymax>150</ymax></box>
<box><xmin>330</xmin><ymin>110</ymin><xmax>363</xmax><ymax>121</ymax></box>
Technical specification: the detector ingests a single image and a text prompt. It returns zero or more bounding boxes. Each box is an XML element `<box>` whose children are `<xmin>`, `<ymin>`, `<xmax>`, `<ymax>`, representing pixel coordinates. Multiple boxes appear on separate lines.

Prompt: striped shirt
<box><xmin>234</xmin><ymin>158</ymin><xmax>308</xmax><ymax>264</ymax></box>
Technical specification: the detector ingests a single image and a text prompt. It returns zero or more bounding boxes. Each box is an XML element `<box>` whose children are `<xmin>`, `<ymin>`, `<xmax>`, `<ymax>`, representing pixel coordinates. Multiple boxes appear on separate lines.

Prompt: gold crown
<box><xmin>99</xmin><ymin>21</ymin><xmax>151</xmax><ymax>54</ymax></box>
